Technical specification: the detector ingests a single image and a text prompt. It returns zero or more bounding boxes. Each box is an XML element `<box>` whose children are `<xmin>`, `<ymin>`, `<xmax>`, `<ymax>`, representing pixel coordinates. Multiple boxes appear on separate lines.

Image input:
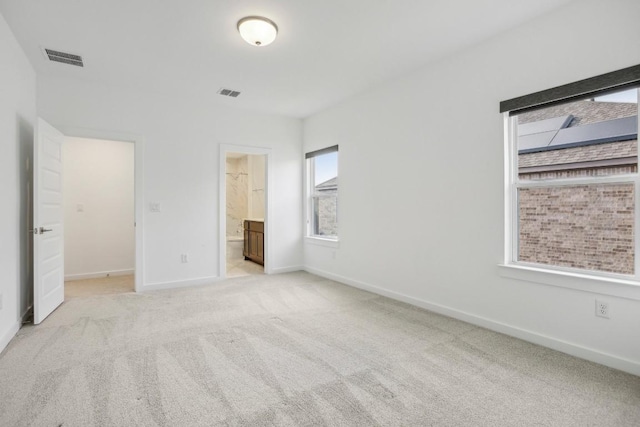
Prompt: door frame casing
<box><xmin>219</xmin><ymin>144</ymin><xmax>272</xmax><ymax>279</ymax></box>
<box><xmin>57</xmin><ymin>126</ymin><xmax>145</xmax><ymax>292</ymax></box>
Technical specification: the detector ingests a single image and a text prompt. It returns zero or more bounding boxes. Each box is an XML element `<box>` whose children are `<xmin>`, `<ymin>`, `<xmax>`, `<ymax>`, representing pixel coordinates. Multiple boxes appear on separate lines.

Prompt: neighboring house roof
<box><xmin>518</xmin><ymin>100</ymin><xmax>637</xmax><ymax>126</ymax></box>
<box><xmin>517</xmin><ymin>100</ymin><xmax>637</xmax><ymax>155</ymax></box>
<box><xmin>518</xmin><ymin>100</ymin><xmax>638</xmax><ymax>172</ymax></box>
<box><xmin>316</xmin><ymin>177</ymin><xmax>337</xmax><ymax>191</ymax></box>
<box><xmin>519</xmin><ymin>117</ymin><xmax>636</xmax><ymax>154</ymax></box>
<box><xmin>519</xmin><ymin>140</ymin><xmax>636</xmax><ymax>169</ymax></box>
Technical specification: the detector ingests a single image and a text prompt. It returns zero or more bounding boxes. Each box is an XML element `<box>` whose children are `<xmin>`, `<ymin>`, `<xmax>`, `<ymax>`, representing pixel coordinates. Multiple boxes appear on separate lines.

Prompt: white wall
<box><xmin>38</xmin><ymin>76</ymin><xmax>303</xmax><ymax>289</ymax></box>
<box><xmin>63</xmin><ymin>137</ymin><xmax>135</xmax><ymax>279</ymax></box>
<box><xmin>303</xmin><ymin>0</ymin><xmax>640</xmax><ymax>374</ymax></box>
<box><xmin>0</xmin><ymin>12</ymin><xmax>36</xmax><ymax>353</ymax></box>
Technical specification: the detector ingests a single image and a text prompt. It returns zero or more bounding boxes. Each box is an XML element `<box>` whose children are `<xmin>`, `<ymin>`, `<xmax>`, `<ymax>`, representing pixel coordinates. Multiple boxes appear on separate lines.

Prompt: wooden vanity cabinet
<box><xmin>243</xmin><ymin>220</ymin><xmax>264</xmax><ymax>265</ymax></box>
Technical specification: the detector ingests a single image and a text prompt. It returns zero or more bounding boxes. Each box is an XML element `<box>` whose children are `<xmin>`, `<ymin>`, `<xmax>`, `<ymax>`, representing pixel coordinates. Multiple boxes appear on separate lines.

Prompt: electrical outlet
<box><xmin>595</xmin><ymin>300</ymin><xmax>609</xmax><ymax>318</ymax></box>
<box><xmin>0</xmin><ymin>293</ymin><xmax>3</xmax><ymax>310</ymax></box>
<box><xmin>149</xmin><ymin>202</ymin><xmax>161</xmax><ymax>212</ymax></box>
<box><xmin>181</xmin><ymin>254</ymin><xmax>188</xmax><ymax>263</ymax></box>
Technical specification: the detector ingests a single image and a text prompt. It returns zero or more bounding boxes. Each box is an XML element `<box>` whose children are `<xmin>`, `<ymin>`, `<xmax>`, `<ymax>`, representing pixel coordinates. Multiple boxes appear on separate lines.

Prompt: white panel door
<box><xmin>33</xmin><ymin>118</ymin><xmax>65</xmax><ymax>324</ymax></box>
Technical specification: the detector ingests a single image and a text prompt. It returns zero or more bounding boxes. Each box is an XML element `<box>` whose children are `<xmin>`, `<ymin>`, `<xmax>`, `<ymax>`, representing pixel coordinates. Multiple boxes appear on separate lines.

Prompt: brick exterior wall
<box><xmin>519</xmin><ymin>184</ymin><xmax>635</xmax><ymax>274</ymax></box>
<box><xmin>316</xmin><ymin>191</ymin><xmax>338</xmax><ymax>236</ymax></box>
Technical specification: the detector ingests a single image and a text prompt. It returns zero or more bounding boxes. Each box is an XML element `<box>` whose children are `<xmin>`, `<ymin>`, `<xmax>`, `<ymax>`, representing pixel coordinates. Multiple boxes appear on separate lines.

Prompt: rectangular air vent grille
<box><xmin>218</xmin><ymin>88</ymin><xmax>241</xmax><ymax>98</ymax></box>
<box><xmin>43</xmin><ymin>48</ymin><xmax>84</xmax><ymax>67</ymax></box>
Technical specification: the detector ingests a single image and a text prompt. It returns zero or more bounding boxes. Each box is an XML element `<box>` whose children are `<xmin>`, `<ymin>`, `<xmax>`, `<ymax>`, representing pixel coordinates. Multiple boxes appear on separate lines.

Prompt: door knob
<box><xmin>39</xmin><ymin>227</ymin><xmax>53</xmax><ymax>234</ymax></box>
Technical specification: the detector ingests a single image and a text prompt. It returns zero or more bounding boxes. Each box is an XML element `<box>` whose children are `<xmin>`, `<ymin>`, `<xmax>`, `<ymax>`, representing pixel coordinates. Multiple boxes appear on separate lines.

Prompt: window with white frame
<box><xmin>306</xmin><ymin>145</ymin><xmax>338</xmax><ymax>239</ymax></box>
<box><xmin>502</xmin><ymin>65</ymin><xmax>640</xmax><ymax>279</ymax></box>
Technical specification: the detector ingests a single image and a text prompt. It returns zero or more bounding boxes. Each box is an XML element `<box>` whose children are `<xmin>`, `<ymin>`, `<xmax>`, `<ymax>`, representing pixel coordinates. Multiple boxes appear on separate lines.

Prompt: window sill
<box><xmin>498</xmin><ymin>264</ymin><xmax>640</xmax><ymax>301</ymax></box>
<box><xmin>305</xmin><ymin>236</ymin><xmax>340</xmax><ymax>248</ymax></box>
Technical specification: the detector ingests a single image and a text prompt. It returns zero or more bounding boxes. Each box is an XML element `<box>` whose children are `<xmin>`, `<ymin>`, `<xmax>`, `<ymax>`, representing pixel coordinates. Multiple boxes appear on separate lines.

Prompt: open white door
<box><xmin>33</xmin><ymin>118</ymin><xmax>65</xmax><ymax>324</ymax></box>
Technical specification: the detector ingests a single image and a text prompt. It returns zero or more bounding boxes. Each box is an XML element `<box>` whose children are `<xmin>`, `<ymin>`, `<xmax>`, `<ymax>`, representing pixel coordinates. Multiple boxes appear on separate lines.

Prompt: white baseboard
<box><xmin>65</xmin><ymin>269</ymin><xmax>134</xmax><ymax>281</ymax></box>
<box><xmin>304</xmin><ymin>266</ymin><xmax>640</xmax><ymax>377</ymax></box>
<box><xmin>0</xmin><ymin>321</ymin><xmax>20</xmax><ymax>356</ymax></box>
<box><xmin>270</xmin><ymin>265</ymin><xmax>303</xmax><ymax>274</ymax></box>
<box><xmin>0</xmin><ymin>305</ymin><xmax>32</xmax><ymax>355</ymax></box>
<box><xmin>142</xmin><ymin>275</ymin><xmax>222</xmax><ymax>292</ymax></box>
<box><xmin>22</xmin><ymin>305</ymin><xmax>32</xmax><ymax>324</ymax></box>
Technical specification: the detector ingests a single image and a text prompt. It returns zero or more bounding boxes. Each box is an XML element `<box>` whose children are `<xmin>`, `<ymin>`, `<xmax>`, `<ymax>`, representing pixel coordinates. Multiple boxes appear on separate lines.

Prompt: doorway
<box><xmin>33</xmin><ymin>119</ymin><xmax>144</xmax><ymax>324</ymax></box>
<box><xmin>62</xmin><ymin>137</ymin><xmax>135</xmax><ymax>298</ymax></box>
<box><xmin>219</xmin><ymin>144</ymin><xmax>272</xmax><ymax>279</ymax></box>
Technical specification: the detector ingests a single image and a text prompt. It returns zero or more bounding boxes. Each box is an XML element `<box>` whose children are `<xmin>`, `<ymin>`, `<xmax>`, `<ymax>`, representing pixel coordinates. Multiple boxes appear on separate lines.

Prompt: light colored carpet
<box><xmin>65</xmin><ymin>275</ymin><xmax>135</xmax><ymax>299</ymax></box>
<box><xmin>1</xmin><ymin>272</ymin><xmax>639</xmax><ymax>426</ymax></box>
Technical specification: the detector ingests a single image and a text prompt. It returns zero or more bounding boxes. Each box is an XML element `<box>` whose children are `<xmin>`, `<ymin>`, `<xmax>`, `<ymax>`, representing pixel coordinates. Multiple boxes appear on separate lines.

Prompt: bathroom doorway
<box><xmin>224</xmin><ymin>151</ymin><xmax>267</xmax><ymax>278</ymax></box>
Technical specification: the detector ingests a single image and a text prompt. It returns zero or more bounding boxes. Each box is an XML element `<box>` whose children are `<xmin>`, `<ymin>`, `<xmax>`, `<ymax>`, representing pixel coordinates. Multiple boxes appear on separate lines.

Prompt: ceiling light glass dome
<box><xmin>237</xmin><ymin>16</ymin><xmax>278</xmax><ymax>47</ymax></box>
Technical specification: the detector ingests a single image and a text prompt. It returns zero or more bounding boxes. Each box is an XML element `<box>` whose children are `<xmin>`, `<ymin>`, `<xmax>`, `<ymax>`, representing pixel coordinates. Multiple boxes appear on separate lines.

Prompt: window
<box><xmin>502</xmin><ymin>65</ymin><xmax>640</xmax><ymax>280</ymax></box>
<box><xmin>306</xmin><ymin>145</ymin><xmax>338</xmax><ymax>239</ymax></box>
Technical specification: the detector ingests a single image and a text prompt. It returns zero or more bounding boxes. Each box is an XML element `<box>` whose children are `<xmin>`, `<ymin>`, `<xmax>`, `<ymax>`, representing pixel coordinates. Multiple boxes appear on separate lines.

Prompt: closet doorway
<box><xmin>63</xmin><ymin>137</ymin><xmax>135</xmax><ymax>297</ymax></box>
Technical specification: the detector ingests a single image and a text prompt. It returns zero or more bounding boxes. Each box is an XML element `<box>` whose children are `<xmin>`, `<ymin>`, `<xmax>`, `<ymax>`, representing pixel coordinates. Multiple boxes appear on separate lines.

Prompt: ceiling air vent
<box><xmin>42</xmin><ymin>48</ymin><xmax>84</xmax><ymax>67</ymax></box>
<box><xmin>217</xmin><ymin>88</ymin><xmax>241</xmax><ymax>98</ymax></box>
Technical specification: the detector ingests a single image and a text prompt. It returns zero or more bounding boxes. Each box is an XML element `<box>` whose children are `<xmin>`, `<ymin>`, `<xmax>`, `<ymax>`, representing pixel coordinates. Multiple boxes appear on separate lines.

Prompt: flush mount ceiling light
<box><xmin>237</xmin><ymin>16</ymin><xmax>278</xmax><ymax>47</ymax></box>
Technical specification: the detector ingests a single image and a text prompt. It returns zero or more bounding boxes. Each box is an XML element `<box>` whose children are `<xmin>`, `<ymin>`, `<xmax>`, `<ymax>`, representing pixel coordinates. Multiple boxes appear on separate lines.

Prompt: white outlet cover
<box><xmin>77</xmin><ymin>203</ymin><xmax>84</xmax><ymax>212</ymax></box>
<box><xmin>150</xmin><ymin>202</ymin><xmax>161</xmax><ymax>212</ymax></box>
<box><xmin>595</xmin><ymin>300</ymin><xmax>609</xmax><ymax>318</ymax></box>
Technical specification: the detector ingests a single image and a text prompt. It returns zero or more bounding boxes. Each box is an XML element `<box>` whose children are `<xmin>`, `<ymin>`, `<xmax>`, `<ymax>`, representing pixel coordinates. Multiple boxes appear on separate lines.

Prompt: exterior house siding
<box><xmin>314</xmin><ymin>177</ymin><xmax>338</xmax><ymax>237</ymax></box>
<box><xmin>518</xmin><ymin>184</ymin><xmax>635</xmax><ymax>274</ymax></box>
<box><xmin>317</xmin><ymin>191</ymin><xmax>338</xmax><ymax>236</ymax></box>
<box><xmin>517</xmin><ymin>100</ymin><xmax>637</xmax><ymax>274</ymax></box>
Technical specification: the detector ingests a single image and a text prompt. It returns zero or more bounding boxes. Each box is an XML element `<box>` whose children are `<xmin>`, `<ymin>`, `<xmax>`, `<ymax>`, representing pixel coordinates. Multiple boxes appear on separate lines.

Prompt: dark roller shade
<box><xmin>305</xmin><ymin>145</ymin><xmax>338</xmax><ymax>159</ymax></box>
<box><xmin>500</xmin><ymin>64</ymin><xmax>640</xmax><ymax>114</ymax></box>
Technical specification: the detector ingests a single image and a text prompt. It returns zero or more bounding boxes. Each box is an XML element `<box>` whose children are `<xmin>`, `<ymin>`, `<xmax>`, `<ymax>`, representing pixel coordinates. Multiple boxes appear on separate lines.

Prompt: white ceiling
<box><xmin>0</xmin><ymin>0</ymin><xmax>573</xmax><ymax>118</ymax></box>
